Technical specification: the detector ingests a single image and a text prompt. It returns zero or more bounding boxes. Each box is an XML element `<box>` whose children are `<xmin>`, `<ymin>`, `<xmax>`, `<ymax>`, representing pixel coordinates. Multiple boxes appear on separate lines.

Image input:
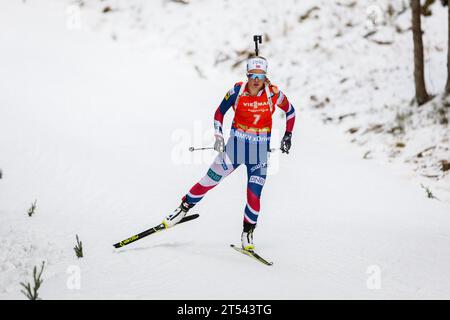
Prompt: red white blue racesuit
<box><xmin>182</xmin><ymin>81</ymin><xmax>296</xmax><ymax>226</ymax></box>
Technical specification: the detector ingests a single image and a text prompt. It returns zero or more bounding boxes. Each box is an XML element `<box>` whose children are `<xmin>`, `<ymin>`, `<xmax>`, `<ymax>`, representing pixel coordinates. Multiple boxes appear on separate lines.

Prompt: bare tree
<box><xmin>445</xmin><ymin>0</ymin><xmax>450</xmax><ymax>94</ymax></box>
<box><xmin>411</xmin><ymin>0</ymin><xmax>431</xmax><ymax>105</ymax></box>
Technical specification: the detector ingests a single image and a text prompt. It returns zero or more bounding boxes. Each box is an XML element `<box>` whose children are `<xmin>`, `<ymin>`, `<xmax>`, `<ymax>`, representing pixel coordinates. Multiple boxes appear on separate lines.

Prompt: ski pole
<box><xmin>189</xmin><ymin>147</ymin><xmax>280</xmax><ymax>152</ymax></box>
<box><xmin>188</xmin><ymin>146</ymin><xmax>215</xmax><ymax>152</ymax></box>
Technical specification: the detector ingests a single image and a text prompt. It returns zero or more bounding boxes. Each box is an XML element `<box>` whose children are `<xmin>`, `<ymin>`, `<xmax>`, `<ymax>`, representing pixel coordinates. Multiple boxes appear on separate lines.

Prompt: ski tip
<box><xmin>230</xmin><ymin>244</ymin><xmax>273</xmax><ymax>266</ymax></box>
<box><xmin>230</xmin><ymin>243</ymin><xmax>247</xmax><ymax>250</ymax></box>
<box><xmin>180</xmin><ymin>213</ymin><xmax>200</xmax><ymax>223</ymax></box>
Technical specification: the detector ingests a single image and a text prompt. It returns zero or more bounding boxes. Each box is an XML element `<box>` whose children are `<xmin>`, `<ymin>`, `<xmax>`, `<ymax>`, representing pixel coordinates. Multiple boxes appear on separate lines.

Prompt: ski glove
<box><xmin>280</xmin><ymin>132</ymin><xmax>292</xmax><ymax>154</ymax></box>
<box><xmin>214</xmin><ymin>134</ymin><xmax>225</xmax><ymax>153</ymax></box>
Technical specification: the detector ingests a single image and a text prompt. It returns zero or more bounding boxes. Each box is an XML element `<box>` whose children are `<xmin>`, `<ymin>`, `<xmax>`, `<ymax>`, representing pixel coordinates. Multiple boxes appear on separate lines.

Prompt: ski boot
<box><xmin>162</xmin><ymin>200</ymin><xmax>193</xmax><ymax>229</ymax></box>
<box><xmin>241</xmin><ymin>221</ymin><xmax>256</xmax><ymax>251</ymax></box>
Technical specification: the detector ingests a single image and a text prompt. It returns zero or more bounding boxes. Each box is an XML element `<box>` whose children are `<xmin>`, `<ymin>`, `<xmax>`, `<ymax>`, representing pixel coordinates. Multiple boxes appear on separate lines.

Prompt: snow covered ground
<box><xmin>1</xmin><ymin>0</ymin><xmax>450</xmax><ymax>299</ymax></box>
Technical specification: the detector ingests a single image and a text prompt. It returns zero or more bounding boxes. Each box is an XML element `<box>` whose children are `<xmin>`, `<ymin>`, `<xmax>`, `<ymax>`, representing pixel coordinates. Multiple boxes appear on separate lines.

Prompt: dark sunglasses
<box><xmin>247</xmin><ymin>73</ymin><xmax>266</xmax><ymax>80</ymax></box>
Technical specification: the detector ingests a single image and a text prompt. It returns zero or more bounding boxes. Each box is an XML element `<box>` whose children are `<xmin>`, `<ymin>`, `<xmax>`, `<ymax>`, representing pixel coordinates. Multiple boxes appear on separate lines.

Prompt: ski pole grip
<box><xmin>189</xmin><ymin>147</ymin><xmax>215</xmax><ymax>152</ymax></box>
<box><xmin>253</xmin><ymin>35</ymin><xmax>262</xmax><ymax>56</ymax></box>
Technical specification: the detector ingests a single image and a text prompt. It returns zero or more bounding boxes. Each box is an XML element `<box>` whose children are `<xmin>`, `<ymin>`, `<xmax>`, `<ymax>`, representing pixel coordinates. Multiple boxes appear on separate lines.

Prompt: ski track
<box><xmin>0</xmin><ymin>0</ymin><xmax>449</xmax><ymax>299</ymax></box>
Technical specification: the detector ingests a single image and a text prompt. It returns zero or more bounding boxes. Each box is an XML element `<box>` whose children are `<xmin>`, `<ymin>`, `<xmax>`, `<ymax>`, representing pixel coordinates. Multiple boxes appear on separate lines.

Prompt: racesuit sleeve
<box><xmin>213</xmin><ymin>84</ymin><xmax>241</xmax><ymax>136</ymax></box>
<box><xmin>274</xmin><ymin>89</ymin><xmax>296</xmax><ymax>133</ymax></box>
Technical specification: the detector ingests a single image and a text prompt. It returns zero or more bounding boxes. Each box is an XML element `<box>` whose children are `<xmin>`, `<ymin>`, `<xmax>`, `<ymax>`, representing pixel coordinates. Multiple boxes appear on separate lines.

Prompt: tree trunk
<box><xmin>411</xmin><ymin>0</ymin><xmax>430</xmax><ymax>105</ymax></box>
<box><xmin>446</xmin><ymin>2</ymin><xmax>450</xmax><ymax>94</ymax></box>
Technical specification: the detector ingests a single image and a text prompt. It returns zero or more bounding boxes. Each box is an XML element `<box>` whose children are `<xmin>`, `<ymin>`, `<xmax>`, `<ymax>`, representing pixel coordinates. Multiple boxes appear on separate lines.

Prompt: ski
<box><xmin>230</xmin><ymin>244</ymin><xmax>273</xmax><ymax>266</ymax></box>
<box><xmin>113</xmin><ymin>214</ymin><xmax>200</xmax><ymax>248</ymax></box>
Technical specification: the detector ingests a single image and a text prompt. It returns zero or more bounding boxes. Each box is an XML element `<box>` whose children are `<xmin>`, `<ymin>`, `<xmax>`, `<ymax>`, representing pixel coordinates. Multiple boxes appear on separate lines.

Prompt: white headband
<box><xmin>246</xmin><ymin>57</ymin><xmax>268</xmax><ymax>73</ymax></box>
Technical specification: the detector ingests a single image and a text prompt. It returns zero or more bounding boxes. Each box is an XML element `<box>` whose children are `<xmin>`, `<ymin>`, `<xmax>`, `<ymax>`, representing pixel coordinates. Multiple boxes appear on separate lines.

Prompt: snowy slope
<box><xmin>1</xmin><ymin>0</ymin><xmax>450</xmax><ymax>299</ymax></box>
<box><xmin>71</xmin><ymin>0</ymin><xmax>450</xmax><ymax>200</ymax></box>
